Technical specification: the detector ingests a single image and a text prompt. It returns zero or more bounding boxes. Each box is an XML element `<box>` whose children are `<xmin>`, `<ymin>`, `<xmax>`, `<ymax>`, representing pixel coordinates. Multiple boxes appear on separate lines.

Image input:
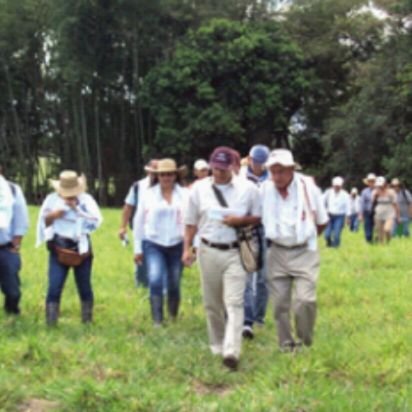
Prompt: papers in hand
<box><xmin>208</xmin><ymin>207</ymin><xmax>243</xmax><ymax>221</ymax></box>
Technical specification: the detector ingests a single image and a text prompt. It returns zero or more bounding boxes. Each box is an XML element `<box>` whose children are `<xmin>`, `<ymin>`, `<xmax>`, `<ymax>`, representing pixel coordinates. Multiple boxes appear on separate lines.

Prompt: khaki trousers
<box><xmin>197</xmin><ymin>244</ymin><xmax>247</xmax><ymax>359</ymax></box>
<box><xmin>266</xmin><ymin>244</ymin><xmax>320</xmax><ymax>347</ymax></box>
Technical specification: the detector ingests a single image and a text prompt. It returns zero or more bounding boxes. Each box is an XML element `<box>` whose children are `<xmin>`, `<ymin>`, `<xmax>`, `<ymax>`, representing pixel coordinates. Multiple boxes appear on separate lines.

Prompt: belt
<box><xmin>201</xmin><ymin>238</ymin><xmax>239</xmax><ymax>250</ymax></box>
<box><xmin>266</xmin><ymin>239</ymin><xmax>307</xmax><ymax>250</ymax></box>
<box><xmin>0</xmin><ymin>242</ymin><xmax>13</xmax><ymax>250</ymax></box>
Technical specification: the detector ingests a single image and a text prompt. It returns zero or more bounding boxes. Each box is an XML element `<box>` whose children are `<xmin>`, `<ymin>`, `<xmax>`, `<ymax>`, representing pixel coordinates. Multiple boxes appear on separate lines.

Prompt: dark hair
<box><xmin>150</xmin><ymin>172</ymin><xmax>184</xmax><ymax>187</ymax></box>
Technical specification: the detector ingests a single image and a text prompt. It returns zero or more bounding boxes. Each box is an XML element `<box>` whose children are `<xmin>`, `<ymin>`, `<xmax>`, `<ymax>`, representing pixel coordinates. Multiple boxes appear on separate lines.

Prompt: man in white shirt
<box><xmin>183</xmin><ymin>147</ymin><xmax>261</xmax><ymax>371</ymax></box>
<box><xmin>0</xmin><ymin>165</ymin><xmax>29</xmax><ymax>315</ymax></box>
<box><xmin>261</xmin><ymin>149</ymin><xmax>328</xmax><ymax>352</ymax></box>
<box><xmin>118</xmin><ymin>159</ymin><xmax>158</xmax><ymax>287</ymax></box>
<box><xmin>323</xmin><ymin>176</ymin><xmax>351</xmax><ymax>247</ymax></box>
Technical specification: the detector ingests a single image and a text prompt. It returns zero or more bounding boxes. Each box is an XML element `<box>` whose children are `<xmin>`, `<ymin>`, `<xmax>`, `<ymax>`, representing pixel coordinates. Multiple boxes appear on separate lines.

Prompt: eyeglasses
<box><xmin>159</xmin><ymin>172</ymin><xmax>175</xmax><ymax>177</ymax></box>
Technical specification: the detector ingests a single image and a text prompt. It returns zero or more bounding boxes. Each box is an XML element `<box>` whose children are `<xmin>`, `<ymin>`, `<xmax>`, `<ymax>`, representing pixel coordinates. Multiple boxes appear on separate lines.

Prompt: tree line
<box><xmin>0</xmin><ymin>0</ymin><xmax>411</xmax><ymax>205</ymax></box>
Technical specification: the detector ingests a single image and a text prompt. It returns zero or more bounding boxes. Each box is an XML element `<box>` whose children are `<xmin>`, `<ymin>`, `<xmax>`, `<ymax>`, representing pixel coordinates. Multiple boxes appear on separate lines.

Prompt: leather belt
<box><xmin>201</xmin><ymin>238</ymin><xmax>239</xmax><ymax>250</ymax></box>
<box><xmin>266</xmin><ymin>239</ymin><xmax>307</xmax><ymax>250</ymax></box>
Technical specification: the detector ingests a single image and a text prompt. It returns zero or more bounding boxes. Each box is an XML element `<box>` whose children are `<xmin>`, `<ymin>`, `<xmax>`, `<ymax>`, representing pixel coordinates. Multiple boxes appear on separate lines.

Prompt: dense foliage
<box><xmin>0</xmin><ymin>0</ymin><xmax>411</xmax><ymax>203</ymax></box>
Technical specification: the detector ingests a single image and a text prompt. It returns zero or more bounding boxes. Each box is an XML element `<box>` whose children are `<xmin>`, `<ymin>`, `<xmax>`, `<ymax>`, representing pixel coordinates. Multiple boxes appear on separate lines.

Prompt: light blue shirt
<box><xmin>0</xmin><ymin>182</ymin><xmax>29</xmax><ymax>245</ymax></box>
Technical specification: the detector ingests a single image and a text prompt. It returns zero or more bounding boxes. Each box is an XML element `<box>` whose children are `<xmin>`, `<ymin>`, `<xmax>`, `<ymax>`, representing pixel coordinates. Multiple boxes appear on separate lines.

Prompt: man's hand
<box><xmin>134</xmin><ymin>254</ymin><xmax>143</xmax><ymax>265</ymax></box>
<box><xmin>118</xmin><ymin>227</ymin><xmax>127</xmax><ymax>240</ymax></box>
<box><xmin>222</xmin><ymin>215</ymin><xmax>243</xmax><ymax>227</ymax></box>
<box><xmin>182</xmin><ymin>249</ymin><xmax>195</xmax><ymax>267</ymax></box>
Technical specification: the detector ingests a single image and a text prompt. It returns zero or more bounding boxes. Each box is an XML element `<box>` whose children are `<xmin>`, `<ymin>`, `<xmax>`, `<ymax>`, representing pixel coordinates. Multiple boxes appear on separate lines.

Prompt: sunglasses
<box><xmin>159</xmin><ymin>172</ymin><xmax>176</xmax><ymax>177</ymax></box>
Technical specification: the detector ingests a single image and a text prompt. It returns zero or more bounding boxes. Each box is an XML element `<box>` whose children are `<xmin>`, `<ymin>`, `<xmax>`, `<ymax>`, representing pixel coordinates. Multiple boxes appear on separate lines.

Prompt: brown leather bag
<box><xmin>54</xmin><ymin>246</ymin><xmax>90</xmax><ymax>267</ymax></box>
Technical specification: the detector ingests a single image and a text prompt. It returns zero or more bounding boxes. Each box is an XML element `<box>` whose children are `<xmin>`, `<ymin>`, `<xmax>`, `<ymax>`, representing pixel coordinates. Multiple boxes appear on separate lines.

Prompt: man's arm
<box><xmin>182</xmin><ymin>224</ymin><xmax>198</xmax><ymax>267</ymax></box>
<box><xmin>119</xmin><ymin>204</ymin><xmax>134</xmax><ymax>239</ymax></box>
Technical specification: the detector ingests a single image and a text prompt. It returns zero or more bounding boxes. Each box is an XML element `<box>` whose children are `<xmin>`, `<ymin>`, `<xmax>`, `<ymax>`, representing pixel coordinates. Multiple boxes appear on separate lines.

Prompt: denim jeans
<box><xmin>393</xmin><ymin>217</ymin><xmax>410</xmax><ymax>237</ymax></box>
<box><xmin>244</xmin><ymin>267</ymin><xmax>268</xmax><ymax>326</ymax></box>
<box><xmin>0</xmin><ymin>247</ymin><xmax>21</xmax><ymax>313</ymax></box>
<box><xmin>363</xmin><ymin>211</ymin><xmax>374</xmax><ymax>243</ymax></box>
<box><xmin>324</xmin><ymin>214</ymin><xmax>345</xmax><ymax>247</ymax></box>
<box><xmin>143</xmin><ymin>240</ymin><xmax>183</xmax><ymax>300</ymax></box>
<box><xmin>46</xmin><ymin>251</ymin><xmax>93</xmax><ymax>303</ymax></box>
<box><xmin>244</xmin><ymin>227</ymin><xmax>268</xmax><ymax>326</ymax></box>
<box><xmin>349</xmin><ymin>213</ymin><xmax>359</xmax><ymax>232</ymax></box>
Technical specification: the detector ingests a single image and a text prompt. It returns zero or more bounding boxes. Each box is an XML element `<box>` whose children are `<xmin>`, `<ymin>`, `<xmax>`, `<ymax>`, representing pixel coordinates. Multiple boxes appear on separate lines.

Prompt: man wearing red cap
<box><xmin>183</xmin><ymin>146</ymin><xmax>261</xmax><ymax>371</ymax></box>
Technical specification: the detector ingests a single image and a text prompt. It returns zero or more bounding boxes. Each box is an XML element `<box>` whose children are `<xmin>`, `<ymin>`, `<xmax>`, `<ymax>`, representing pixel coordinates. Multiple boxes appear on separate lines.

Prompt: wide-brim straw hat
<box><xmin>363</xmin><ymin>173</ymin><xmax>376</xmax><ymax>185</ymax></box>
<box><xmin>154</xmin><ymin>158</ymin><xmax>187</xmax><ymax>175</ymax></box>
<box><xmin>50</xmin><ymin>170</ymin><xmax>86</xmax><ymax>197</ymax></box>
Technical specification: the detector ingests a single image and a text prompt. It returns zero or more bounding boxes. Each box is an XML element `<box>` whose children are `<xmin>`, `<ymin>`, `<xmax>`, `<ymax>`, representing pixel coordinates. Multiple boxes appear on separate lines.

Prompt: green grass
<box><xmin>0</xmin><ymin>207</ymin><xmax>411</xmax><ymax>411</ymax></box>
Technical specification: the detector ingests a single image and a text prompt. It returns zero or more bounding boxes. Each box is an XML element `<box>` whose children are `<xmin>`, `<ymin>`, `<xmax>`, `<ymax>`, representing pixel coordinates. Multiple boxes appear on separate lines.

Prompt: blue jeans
<box><xmin>324</xmin><ymin>214</ymin><xmax>345</xmax><ymax>247</ymax></box>
<box><xmin>244</xmin><ymin>266</ymin><xmax>268</xmax><ymax>326</ymax></box>
<box><xmin>363</xmin><ymin>211</ymin><xmax>374</xmax><ymax>243</ymax></box>
<box><xmin>46</xmin><ymin>251</ymin><xmax>93</xmax><ymax>303</ymax></box>
<box><xmin>244</xmin><ymin>227</ymin><xmax>268</xmax><ymax>326</ymax></box>
<box><xmin>349</xmin><ymin>213</ymin><xmax>359</xmax><ymax>232</ymax></box>
<box><xmin>0</xmin><ymin>247</ymin><xmax>21</xmax><ymax>313</ymax></box>
<box><xmin>143</xmin><ymin>240</ymin><xmax>183</xmax><ymax>300</ymax></box>
<box><xmin>393</xmin><ymin>217</ymin><xmax>410</xmax><ymax>237</ymax></box>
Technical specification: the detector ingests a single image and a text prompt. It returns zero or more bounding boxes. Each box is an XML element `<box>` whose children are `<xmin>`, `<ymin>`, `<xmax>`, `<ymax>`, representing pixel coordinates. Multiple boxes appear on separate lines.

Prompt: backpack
<box><xmin>128</xmin><ymin>181</ymin><xmax>139</xmax><ymax>229</ymax></box>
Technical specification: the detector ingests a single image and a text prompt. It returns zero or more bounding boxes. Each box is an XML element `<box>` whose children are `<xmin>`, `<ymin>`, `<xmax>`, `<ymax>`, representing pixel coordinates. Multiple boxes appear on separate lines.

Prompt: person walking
<box><xmin>133</xmin><ymin>159</ymin><xmax>188</xmax><ymax>326</ymax></box>
<box><xmin>182</xmin><ymin>146</ymin><xmax>261</xmax><ymax>371</ymax></box>
<box><xmin>359</xmin><ymin>173</ymin><xmax>377</xmax><ymax>243</ymax></box>
<box><xmin>0</xmin><ymin>165</ymin><xmax>29</xmax><ymax>315</ymax></box>
<box><xmin>261</xmin><ymin>149</ymin><xmax>328</xmax><ymax>352</ymax></box>
<box><xmin>390</xmin><ymin>178</ymin><xmax>412</xmax><ymax>237</ymax></box>
<box><xmin>36</xmin><ymin>171</ymin><xmax>102</xmax><ymax>325</ymax></box>
<box><xmin>240</xmin><ymin>144</ymin><xmax>270</xmax><ymax>339</ymax></box>
<box><xmin>119</xmin><ymin>159</ymin><xmax>158</xmax><ymax>287</ymax></box>
<box><xmin>373</xmin><ymin>177</ymin><xmax>399</xmax><ymax>244</ymax></box>
<box><xmin>323</xmin><ymin>177</ymin><xmax>350</xmax><ymax>247</ymax></box>
<box><xmin>349</xmin><ymin>188</ymin><xmax>360</xmax><ymax>232</ymax></box>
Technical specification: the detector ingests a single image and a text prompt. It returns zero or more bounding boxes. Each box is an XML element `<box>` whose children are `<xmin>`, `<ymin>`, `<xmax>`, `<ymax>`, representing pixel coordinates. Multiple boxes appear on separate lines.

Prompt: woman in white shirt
<box><xmin>37</xmin><ymin>171</ymin><xmax>102</xmax><ymax>326</ymax></box>
<box><xmin>134</xmin><ymin>159</ymin><xmax>188</xmax><ymax>326</ymax></box>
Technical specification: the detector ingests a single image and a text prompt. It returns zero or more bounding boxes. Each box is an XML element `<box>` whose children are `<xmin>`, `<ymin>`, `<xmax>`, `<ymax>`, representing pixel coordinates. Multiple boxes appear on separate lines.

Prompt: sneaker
<box><xmin>242</xmin><ymin>325</ymin><xmax>254</xmax><ymax>340</ymax></box>
<box><xmin>279</xmin><ymin>341</ymin><xmax>295</xmax><ymax>353</ymax></box>
<box><xmin>222</xmin><ymin>356</ymin><xmax>238</xmax><ymax>371</ymax></box>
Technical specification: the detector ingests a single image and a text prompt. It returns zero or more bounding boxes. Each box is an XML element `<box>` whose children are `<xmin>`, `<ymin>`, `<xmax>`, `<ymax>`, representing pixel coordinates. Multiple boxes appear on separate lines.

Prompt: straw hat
<box><xmin>155</xmin><ymin>158</ymin><xmax>187</xmax><ymax>175</ymax></box>
<box><xmin>390</xmin><ymin>178</ymin><xmax>400</xmax><ymax>186</ymax></box>
<box><xmin>50</xmin><ymin>171</ymin><xmax>86</xmax><ymax>198</ymax></box>
<box><xmin>362</xmin><ymin>173</ymin><xmax>376</xmax><ymax>185</ymax></box>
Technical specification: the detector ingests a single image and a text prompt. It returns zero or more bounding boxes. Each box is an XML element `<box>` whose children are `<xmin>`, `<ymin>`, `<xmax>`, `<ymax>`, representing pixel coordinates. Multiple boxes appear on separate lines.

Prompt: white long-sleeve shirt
<box><xmin>133</xmin><ymin>184</ymin><xmax>188</xmax><ymax>254</ymax></box>
<box><xmin>323</xmin><ymin>188</ymin><xmax>351</xmax><ymax>216</ymax></box>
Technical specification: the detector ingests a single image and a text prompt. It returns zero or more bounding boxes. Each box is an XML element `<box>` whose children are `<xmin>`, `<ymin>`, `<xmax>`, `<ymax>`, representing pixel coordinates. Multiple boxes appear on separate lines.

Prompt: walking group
<box><xmin>322</xmin><ymin>173</ymin><xmax>411</xmax><ymax>248</ymax></box>
<box><xmin>1</xmin><ymin>147</ymin><xmax>410</xmax><ymax>372</ymax></box>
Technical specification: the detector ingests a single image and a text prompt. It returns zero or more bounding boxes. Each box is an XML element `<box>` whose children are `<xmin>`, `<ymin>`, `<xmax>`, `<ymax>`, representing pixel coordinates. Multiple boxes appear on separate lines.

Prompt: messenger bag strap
<box><xmin>212</xmin><ymin>184</ymin><xmax>229</xmax><ymax>208</ymax></box>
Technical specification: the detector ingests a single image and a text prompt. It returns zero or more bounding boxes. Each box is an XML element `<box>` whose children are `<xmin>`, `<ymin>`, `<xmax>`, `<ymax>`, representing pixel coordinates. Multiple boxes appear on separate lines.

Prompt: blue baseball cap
<box><xmin>249</xmin><ymin>145</ymin><xmax>270</xmax><ymax>165</ymax></box>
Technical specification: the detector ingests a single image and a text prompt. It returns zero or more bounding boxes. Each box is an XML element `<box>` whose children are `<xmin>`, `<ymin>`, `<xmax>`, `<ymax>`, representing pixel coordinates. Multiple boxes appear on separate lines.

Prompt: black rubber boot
<box><xmin>167</xmin><ymin>297</ymin><xmax>180</xmax><ymax>320</ymax></box>
<box><xmin>150</xmin><ymin>295</ymin><xmax>163</xmax><ymax>326</ymax></box>
<box><xmin>4</xmin><ymin>296</ymin><xmax>20</xmax><ymax>315</ymax></box>
<box><xmin>81</xmin><ymin>301</ymin><xmax>93</xmax><ymax>323</ymax></box>
<box><xmin>46</xmin><ymin>302</ymin><xmax>60</xmax><ymax>326</ymax></box>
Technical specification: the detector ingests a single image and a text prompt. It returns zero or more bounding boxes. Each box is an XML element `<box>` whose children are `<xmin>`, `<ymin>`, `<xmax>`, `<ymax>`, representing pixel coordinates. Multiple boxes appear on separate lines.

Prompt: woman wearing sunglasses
<box><xmin>133</xmin><ymin>159</ymin><xmax>188</xmax><ymax>326</ymax></box>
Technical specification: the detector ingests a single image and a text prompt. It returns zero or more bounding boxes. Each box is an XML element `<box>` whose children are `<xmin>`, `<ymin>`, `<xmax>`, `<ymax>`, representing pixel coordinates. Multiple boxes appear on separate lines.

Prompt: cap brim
<box><xmin>266</xmin><ymin>159</ymin><xmax>295</xmax><ymax>168</ymax></box>
<box><xmin>209</xmin><ymin>161</ymin><xmax>231</xmax><ymax>170</ymax></box>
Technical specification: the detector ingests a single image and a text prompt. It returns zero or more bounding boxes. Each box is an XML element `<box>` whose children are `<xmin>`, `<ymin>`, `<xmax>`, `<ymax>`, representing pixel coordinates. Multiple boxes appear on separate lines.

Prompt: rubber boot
<box><xmin>150</xmin><ymin>295</ymin><xmax>163</xmax><ymax>326</ymax></box>
<box><xmin>81</xmin><ymin>301</ymin><xmax>93</xmax><ymax>323</ymax></box>
<box><xmin>167</xmin><ymin>297</ymin><xmax>180</xmax><ymax>320</ymax></box>
<box><xmin>46</xmin><ymin>302</ymin><xmax>59</xmax><ymax>326</ymax></box>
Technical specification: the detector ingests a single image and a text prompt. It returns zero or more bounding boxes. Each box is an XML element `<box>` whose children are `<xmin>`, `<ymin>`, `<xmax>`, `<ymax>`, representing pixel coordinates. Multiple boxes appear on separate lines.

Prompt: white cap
<box><xmin>375</xmin><ymin>176</ymin><xmax>386</xmax><ymax>187</ymax></box>
<box><xmin>351</xmin><ymin>187</ymin><xmax>358</xmax><ymax>195</ymax></box>
<box><xmin>266</xmin><ymin>149</ymin><xmax>295</xmax><ymax>168</ymax></box>
<box><xmin>332</xmin><ymin>176</ymin><xmax>344</xmax><ymax>187</ymax></box>
<box><xmin>193</xmin><ymin>159</ymin><xmax>209</xmax><ymax>170</ymax></box>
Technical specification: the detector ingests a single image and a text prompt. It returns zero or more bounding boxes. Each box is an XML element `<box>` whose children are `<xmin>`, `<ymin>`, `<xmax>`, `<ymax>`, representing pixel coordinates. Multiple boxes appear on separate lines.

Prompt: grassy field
<box><xmin>0</xmin><ymin>207</ymin><xmax>411</xmax><ymax>412</ymax></box>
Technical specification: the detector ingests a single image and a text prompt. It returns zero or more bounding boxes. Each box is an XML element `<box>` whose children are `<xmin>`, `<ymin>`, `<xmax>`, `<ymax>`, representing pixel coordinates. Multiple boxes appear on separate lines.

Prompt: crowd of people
<box><xmin>0</xmin><ymin>148</ymin><xmax>411</xmax><ymax>372</ymax></box>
